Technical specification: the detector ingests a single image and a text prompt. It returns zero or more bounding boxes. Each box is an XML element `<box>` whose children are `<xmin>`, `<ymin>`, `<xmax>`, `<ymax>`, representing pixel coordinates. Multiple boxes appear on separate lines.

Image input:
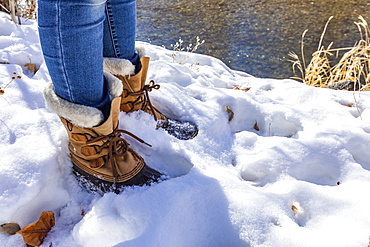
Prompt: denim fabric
<box><xmin>38</xmin><ymin>0</ymin><xmax>138</xmax><ymax>110</ymax></box>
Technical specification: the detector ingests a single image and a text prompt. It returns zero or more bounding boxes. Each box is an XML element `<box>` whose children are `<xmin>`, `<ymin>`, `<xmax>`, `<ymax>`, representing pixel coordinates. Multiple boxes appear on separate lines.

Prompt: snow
<box><xmin>1</xmin><ymin>12</ymin><xmax>370</xmax><ymax>247</ymax></box>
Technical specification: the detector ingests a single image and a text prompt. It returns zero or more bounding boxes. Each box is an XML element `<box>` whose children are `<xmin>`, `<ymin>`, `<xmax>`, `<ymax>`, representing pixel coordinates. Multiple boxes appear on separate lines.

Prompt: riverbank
<box><xmin>137</xmin><ymin>0</ymin><xmax>370</xmax><ymax>79</ymax></box>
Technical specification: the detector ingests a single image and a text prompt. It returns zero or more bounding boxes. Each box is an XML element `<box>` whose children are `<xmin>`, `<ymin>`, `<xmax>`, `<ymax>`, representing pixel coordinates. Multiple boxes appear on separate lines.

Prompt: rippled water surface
<box><xmin>137</xmin><ymin>0</ymin><xmax>370</xmax><ymax>79</ymax></box>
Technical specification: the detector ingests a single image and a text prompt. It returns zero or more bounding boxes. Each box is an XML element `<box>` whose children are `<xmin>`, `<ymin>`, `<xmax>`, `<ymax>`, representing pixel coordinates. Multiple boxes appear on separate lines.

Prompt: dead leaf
<box><xmin>17</xmin><ymin>211</ymin><xmax>55</xmax><ymax>247</ymax></box>
<box><xmin>291</xmin><ymin>205</ymin><xmax>298</xmax><ymax>216</ymax></box>
<box><xmin>253</xmin><ymin>121</ymin><xmax>260</xmax><ymax>131</ymax></box>
<box><xmin>339</xmin><ymin>102</ymin><xmax>354</xmax><ymax>107</ymax></box>
<box><xmin>24</xmin><ymin>63</ymin><xmax>37</xmax><ymax>74</ymax></box>
<box><xmin>234</xmin><ymin>86</ymin><xmax>251</xmax><ymax>92</ymax></box>
<box><xmin>225</xmin><ymin>106</ymin><xmax>234</xmax><ymax>122</ymax></box>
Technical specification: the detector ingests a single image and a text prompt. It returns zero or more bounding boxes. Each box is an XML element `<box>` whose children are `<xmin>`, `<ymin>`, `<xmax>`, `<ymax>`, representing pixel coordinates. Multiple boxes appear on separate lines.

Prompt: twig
<box><xmin>301</xmin><ymin>29</ymin><xmax>308</xmax><ymax>73</ymax></box>
<box><xmin>353</xmin><ymin>92</ymin><xmax>362</xmax><ymax>120</ymax></box>
<box><xmin>0</xmin><ymin>3</ymin><xmax>10</xmax><ymax>13</ymax></box>
<box><xmin>318</xmin><ymin>16</ymin><xmax>333</xmax><ymax>50</ymax></box>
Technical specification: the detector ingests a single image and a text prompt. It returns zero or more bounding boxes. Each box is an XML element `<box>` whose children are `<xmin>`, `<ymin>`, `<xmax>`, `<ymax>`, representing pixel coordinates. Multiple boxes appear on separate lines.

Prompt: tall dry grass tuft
<box><xmin>289</xmin><ymin>16</ymin><xmax>370</xmax><ymax>91</ymax></box>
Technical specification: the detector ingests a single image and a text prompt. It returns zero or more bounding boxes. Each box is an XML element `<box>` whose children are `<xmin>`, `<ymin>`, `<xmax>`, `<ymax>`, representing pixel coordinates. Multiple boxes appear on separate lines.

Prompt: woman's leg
<box><xmin>39</xmin><ymin>0</ymin><xmax>162</xmax><ymax>193</ymax></box>
<box><xmin>103</xmin><ymin>0</ymin><xmax>140</xmax><ymax>71</ymax></box>
<box><xmin>38</xmin><ymin>0</ymin><xmax>111</xmax><ymax>117</ymax></box>
<box><xmin>100</xmin><ymin>0</ymin><xmax>198</xmax><ymax>140</ymax></box>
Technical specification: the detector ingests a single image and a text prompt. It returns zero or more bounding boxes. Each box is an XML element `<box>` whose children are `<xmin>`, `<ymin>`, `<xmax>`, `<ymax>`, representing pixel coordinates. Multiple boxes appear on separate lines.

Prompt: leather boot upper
<box><xmin>60</xmin><ymin>97</ymin><xmax>146</xmax><ymax>183</ymax></box>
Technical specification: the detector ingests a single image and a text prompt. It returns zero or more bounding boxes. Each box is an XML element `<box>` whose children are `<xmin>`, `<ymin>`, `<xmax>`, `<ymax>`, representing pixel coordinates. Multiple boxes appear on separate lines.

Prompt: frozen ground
<box><xmin>1</xmin><ymin>12</ymin><xmax>370</xmax><ymax>247</ymax></box>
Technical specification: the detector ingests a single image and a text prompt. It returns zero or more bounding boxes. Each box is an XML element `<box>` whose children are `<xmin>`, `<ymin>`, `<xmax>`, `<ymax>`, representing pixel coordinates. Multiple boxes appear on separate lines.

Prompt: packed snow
<box><xmin>1</xmin><ymin>12</ymin><xmax>370</xmax><ymax>247</ymax></box>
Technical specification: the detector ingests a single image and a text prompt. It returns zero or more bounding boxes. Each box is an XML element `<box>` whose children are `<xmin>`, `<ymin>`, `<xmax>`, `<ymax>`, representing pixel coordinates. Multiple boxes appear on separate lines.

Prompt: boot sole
<box><xmin>72</xmin><ymin>163</ymin><xmax>163</xmax><ymax>194</ymax></box>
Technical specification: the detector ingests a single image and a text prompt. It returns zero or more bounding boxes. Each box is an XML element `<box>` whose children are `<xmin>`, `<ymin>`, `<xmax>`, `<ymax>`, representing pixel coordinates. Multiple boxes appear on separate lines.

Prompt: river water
<box><xmin>136</xmin><ymin>0</ymin><xmax>370</xmax><ymax>79</ymax></box>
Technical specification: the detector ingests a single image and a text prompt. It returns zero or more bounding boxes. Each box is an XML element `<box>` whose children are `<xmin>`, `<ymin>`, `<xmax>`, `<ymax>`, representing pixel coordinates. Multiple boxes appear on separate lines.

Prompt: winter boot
<box><xmin>104</xmin><ymin>55</ymin><xmax>199</xmax><ymax>140</ymax></box>
<box><xmin>43</xmin><ymin>73</ymin><xmax>161</xmax><ymax>194</ymax></box>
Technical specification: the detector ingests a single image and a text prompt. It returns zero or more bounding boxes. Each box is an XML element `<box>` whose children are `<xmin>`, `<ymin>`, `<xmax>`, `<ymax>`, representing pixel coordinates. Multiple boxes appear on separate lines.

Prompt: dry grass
<box><xmin>170</xmin><ymin>36</ymin><xmax>205</xmax><ymax>69</ymax></box>
<box><xmin>171</xmin><ymin>36</ymin><xmax>205</xmax><ymax>64</ymax></box>
<box><xmin>0</xmin><ymin>0</ymin><xmax>36</xmax><ymax>24</ymax></box>
<box><xmin>289</xmin><ymin>16</ymin><xmax>370</xmax><ymax>91</ymax></box>
<box><xmin>0</xmin><ymin>72</ymin><xmax>22</xmax><ymax>95</ymax></box>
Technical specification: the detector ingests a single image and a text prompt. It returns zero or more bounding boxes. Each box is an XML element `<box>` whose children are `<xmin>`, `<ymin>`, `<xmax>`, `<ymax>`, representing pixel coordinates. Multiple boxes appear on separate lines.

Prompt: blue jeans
<box><xmin>38</xmin><ymin>0</ymin><xmax>139</xmax><ymax>112</ymax></box>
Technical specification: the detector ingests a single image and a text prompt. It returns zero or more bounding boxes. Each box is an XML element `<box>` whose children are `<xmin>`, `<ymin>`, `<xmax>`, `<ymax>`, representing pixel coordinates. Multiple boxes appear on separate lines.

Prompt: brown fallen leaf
<box><xmin>253</xmin><ymin>121</ymin><xmax>260</xmax><ymax>131</ymax></box>
<box><xmin>17</xmin><ymin>211</ymin><xmax>55</xmax><ymax>247</ymax></box>
<box><xmin>25</xmin><ymin>63</ymin><xmax>37</xmax><ymax>74</ymax></box>
<box><xmin>225</xmin><ymin>106</ymin><xmax>234</xmax><ymax>122</ymax></box>
<box><xmin>234</xmin><ymin>86</ymin><xmax>251</xmax><ymax>92</ymax></box>
<box><xmin>291</xmin><ymin>205</ymin><xmax>298</xmax><ymax>217</ymax></box>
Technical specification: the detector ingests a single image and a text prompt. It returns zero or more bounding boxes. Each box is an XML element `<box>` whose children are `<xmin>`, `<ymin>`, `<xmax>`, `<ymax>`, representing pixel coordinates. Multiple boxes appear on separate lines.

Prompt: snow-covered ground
<box><xmin>1</xmin><ymin>12</ymin><xmax>370</xmax><ymax>247</ymax></box>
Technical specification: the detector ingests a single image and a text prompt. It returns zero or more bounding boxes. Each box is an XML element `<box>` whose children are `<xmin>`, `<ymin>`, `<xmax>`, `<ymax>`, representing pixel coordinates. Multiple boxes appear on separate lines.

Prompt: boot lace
<box><xmin>122</xmin><ymin>80</ymin><xmax>161</xmax><ymax>121</ymax></box>
<box><xmin>85</xmin><ymin>128</ymin><xmax>151</xmax><ymax>180</ymax></box>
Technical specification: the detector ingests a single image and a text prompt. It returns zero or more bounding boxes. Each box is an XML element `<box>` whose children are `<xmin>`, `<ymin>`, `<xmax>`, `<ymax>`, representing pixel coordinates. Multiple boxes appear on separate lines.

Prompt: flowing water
<box><xmin>136</xmin><ymin>0</ymin><xmax>370</xmax><ymax>79</ymax></box>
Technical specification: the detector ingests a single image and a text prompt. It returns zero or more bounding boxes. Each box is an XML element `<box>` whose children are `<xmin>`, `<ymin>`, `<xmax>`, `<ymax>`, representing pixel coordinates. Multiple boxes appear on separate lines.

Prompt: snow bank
<box><xmin>1</xmin><ymin>12</ymin><xmax>370</xmax><ymax>247</ymax></box>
